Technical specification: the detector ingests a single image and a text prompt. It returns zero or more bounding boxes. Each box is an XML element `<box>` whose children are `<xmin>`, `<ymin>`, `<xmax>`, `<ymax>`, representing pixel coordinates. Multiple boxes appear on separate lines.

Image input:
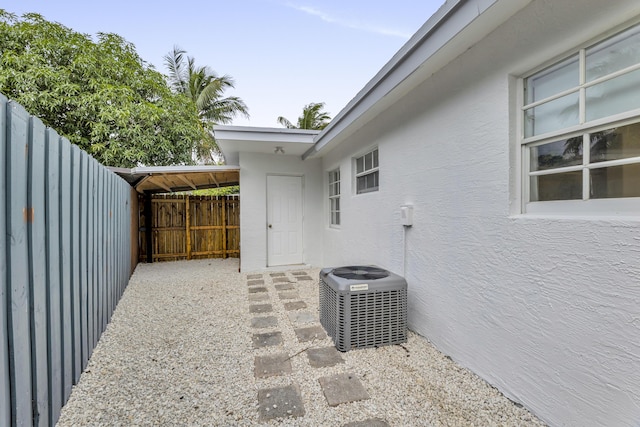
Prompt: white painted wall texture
<box><xmin>319</xmin><ymin>1</ymin><xmax>640</xmax><ymax>425</ymax></box>
<box><xmin>239</xmin><ymin>152</ymin><xmax>323</xmax><ymax>272</ymax></box>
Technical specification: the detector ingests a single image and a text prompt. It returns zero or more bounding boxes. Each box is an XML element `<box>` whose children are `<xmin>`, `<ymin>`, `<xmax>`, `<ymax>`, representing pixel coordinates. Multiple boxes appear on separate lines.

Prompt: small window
<box><xmin>521</xmin><ymin>23</ymin><xmax>640</xmax><ymax>212</ymax></box>
<box><xmin>328</xmin><ymin>169</ymin><xmax>340</xmax><ymax>226</ymax></box>
<box><xmin>355</xmin><ymin>148</ymin><xmax>379</xmax><ymax>194</ymax></box>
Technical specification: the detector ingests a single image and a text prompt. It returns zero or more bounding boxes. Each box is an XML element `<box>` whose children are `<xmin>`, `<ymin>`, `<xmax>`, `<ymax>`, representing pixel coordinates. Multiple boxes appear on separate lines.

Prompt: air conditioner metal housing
<box><xmin>319</xmin><ymin>266</ymin><xmax>407</xmax><ymax>352</ymax></box>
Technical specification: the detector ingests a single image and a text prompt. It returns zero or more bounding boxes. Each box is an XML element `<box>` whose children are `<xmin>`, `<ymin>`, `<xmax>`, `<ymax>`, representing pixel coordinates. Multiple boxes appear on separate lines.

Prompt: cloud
<box><xmin>285</xmin><ymin>3</ymin><xmax>411</xmax><ymax>39</ymax></box>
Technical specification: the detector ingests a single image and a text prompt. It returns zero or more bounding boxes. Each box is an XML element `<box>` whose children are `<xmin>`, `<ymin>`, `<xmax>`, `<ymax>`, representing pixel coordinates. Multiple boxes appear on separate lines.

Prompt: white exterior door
<box><xmin>267</xmin><ymin>175</ymin><xmax>303</xmax><ymax>266</ymax></box>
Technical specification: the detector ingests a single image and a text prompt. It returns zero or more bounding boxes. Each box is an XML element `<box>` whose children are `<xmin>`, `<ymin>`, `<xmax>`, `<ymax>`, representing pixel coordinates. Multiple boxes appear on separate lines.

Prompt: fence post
<box><xmin>144</xmin><ymin>192</ymin><xmax>153</xmax><ymax>263</ymax></box>
<box><xmin>222</xmin><ymin>197</ymin><xmax>228</xmax><ymax>258</ymax></box>
<box><xmin>185</xmin><ymin>195</ymin><xmax>191</xmax><ymax>260</ymax></box>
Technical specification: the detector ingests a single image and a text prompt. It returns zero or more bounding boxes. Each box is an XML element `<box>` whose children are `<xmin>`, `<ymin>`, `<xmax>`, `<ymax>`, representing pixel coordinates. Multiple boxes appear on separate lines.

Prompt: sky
<box><xmin>3</xmin><ymin>0</ymin><xmax>445</xmax><ymax>128</ymax></box>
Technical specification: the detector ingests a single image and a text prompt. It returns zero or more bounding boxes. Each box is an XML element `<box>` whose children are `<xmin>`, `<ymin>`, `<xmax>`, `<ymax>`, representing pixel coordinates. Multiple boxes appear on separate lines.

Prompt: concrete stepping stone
<box><xmin>343</xmin><ymin>419</ymin><xmax>390</xmax><ymax>427</ymax></box>
<box><xmin>291</xmin><ymin>271</ymin><xmax>308</xmax><ymax>276</ymax></box>
<box><xmin>252</xmin><ymin>331</ymin><xmax>283</xmax><ymax>348</ymax></box>
<box><xmin>248</xmin><ymin>286</ymin><xmax>268</xmax><ymax>294</ymax></box>
<box><xmin>248</xmin><ymin>294</ymin><xmax>269</xmax><ymax>302</ymax></box>
<box><xmin>247</xmin><ymin>279</ymin><xmax>265</xmax><ymax>286</ymax></box>
<box><xmin>254</xmin><ymin>353</ymin><xmax>292</xmax><ymax>378</ymax></box>
<box><xmin>273</xmin><ymin>277</ymin><xmax>292</xmax><ymax>283</ymax></box>
<box><xmin>295</xmin><ymin>275</ymin><xmax>314</xmax><ymax>281</ymax></box>
<box><xmin>269</xmin><ymin>272</ymin><xmax>286</xmax><ymax>277</ymax></box>
<box><xmin>278</xmin><ymin>291</ymin><xmax>299</xmax><ymax>300</ymax></box>
<box><xmin>249</xmin><ymin>304</ymin><xmax>273</xmax><ymax>314</ymax></box>
<box><xmin>257</xmin><ymin>384</ymin><xmax>305</xmax><ymax>421</ymax></box>
<box><xmin>318</xmin><ymin>373</ymin><xmax>370</xmax><ymax>407</ymax></box>
<box><xmin>251</xmin><ymin>316</ymin><xmax>278</xmax><ymax>329</ymax></box>
<box><xmin>287</xmin><ymin>311</ymin><xmax>316</xmax><ymax>325</ymax></box>
<box><xmin>294</xmin><ymin>325</ymin><xmax>327</xmax><ymax>343</ymax></box>
<box><xmin>247</xmin><ymin>274</ymin><xmax>262</xmax><ymax>279</ymax></box>
<box><xmin>306</xmin><ymin>346</ymin><xmax>344</xmax><ymax>368</ymax></box>
<box><xmin>284</xmin><ymin>301</ymin><xmax>307</xmax><ymax>311</ymax></box>
<box><xmin>275</xmin><ymin>283</ymin><xmax>295</xmax><ymax>291</ymax></box>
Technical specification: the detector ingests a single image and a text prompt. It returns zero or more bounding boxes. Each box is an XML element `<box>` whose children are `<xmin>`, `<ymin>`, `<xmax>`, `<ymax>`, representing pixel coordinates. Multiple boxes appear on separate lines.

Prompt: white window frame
<box><xmin>354</xmin><ymin>147</ymin><xmax>379</xmax><ymax>194</ymax></box>
<box><xmin>328</xmin><ymin>168</ymin><xmax>340</xmax><ymax>227</ymax></box>
<box><xmin>519</xmin><ymin>21</ymin><xmax>640</xmax><ymax>216</ymax></box>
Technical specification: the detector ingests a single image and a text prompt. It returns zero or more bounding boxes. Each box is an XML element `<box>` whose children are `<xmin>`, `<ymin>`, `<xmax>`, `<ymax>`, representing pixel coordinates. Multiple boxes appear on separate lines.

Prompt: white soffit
<box><xmin>214</xmin><ymin>126</ymin><xmax>319</xmax><ymax>162</ymax></box>
<box><xmin>303</xmin><ymin>0</ymin><xmax>533</xmax><ymax>159</ymax></box>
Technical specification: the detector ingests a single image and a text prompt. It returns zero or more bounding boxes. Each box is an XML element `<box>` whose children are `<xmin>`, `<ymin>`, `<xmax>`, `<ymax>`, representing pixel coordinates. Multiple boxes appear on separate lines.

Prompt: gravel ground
<box><xmin>57</xmin><ymin>259</ymin><xmax>545</xmax><ymax>427</ymax></box>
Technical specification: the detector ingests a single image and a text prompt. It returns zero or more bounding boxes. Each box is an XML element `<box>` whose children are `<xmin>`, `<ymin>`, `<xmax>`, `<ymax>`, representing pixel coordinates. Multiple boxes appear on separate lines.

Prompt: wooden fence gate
<box><xmin>139</xmin><ymin>194</ymin><xmax>239</xmax><ymax>262</ymax></box>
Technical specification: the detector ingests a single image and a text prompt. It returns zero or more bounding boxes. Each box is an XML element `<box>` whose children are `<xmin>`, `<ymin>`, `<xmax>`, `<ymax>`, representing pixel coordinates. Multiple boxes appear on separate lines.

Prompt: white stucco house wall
<box><xmin>216</xmin><ymin>0</ymin><xmax>640</xmax><ymax>425</ymax></box>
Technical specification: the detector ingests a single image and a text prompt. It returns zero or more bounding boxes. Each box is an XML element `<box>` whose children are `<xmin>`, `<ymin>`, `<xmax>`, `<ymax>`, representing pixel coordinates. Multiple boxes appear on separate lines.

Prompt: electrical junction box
<box><xmin>400</xmin><ymin>205</ymin><xmax>413</xmax><ymax>226</ymax></box>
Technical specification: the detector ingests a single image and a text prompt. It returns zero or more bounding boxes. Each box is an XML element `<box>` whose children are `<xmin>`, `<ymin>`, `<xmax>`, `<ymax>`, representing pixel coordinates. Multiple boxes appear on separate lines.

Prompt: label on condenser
<box><xmin>350</xmin><ymin>284</ymin><xmax>369</xmax><ymax>291</ymax></box>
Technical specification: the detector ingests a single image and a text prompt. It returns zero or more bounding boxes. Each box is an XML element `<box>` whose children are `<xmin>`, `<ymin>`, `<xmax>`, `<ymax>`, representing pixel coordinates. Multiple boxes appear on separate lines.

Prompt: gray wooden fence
<box><xmin>1</xmin><ymin>95</ymin><xmax>132</xmax><ymax>426</ymax></box>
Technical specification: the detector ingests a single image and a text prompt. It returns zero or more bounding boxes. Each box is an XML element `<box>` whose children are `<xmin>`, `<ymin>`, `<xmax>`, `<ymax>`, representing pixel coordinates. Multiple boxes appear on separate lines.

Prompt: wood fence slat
<box><xmin>0</xmin><ymin>94</ymin><xmax>10</xmax><ymax>427</ymax></box>
<box><xmin>79</xmin><ymin>153</ymin><xmax>89</xmax><ymax>368</ymax></box>
<box><xmin>90</xmin><ymin>158</ymin><xmax>98</xmax><ymax>350</ymax></box>
<box><xmin>28</xmin><ymin>116</ymin><xmax>50</xmax><ymax>427</ymax></box>
<box><xmin>46</xmin><ymin>127</ymin><xmax>63</xmax><ymax>425</ymax></box>
<box><xmin>70</xmin><ymin>145</ymin><xmax>82</xmax><ymax>382</ymax></box>
<box><xmin>59</xmin><ymin>136</ymin><xmax>73</xmax><ymax>404</ymax></box>
<box><xmin>7</xmin><ymin>101</ymin><xmax>34</xmax><ymax>426</ymax></box>
<box><xmin>97</xmin><ymin>166</ymin><xmax>104</xmax><ymax>336</ymax></box>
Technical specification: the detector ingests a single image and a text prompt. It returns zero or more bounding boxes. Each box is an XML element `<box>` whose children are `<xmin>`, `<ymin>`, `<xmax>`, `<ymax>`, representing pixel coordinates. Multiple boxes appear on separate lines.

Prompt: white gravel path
<box><xmin>56</xmin><ymin>259</ymin><xmax>545</xmax><ymax>427</ymax></box>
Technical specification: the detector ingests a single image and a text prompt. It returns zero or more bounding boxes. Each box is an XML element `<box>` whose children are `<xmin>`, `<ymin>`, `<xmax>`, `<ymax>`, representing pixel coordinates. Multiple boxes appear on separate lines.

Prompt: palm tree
<box><xmin>277</xmin><ymin>102</ymin><xmax>331</xmax><ymax>130</ymax></box>
<box><xmin>164</xmin><ymin>46</ymin><xmax>249</xmax><ymax>163</ymax></box>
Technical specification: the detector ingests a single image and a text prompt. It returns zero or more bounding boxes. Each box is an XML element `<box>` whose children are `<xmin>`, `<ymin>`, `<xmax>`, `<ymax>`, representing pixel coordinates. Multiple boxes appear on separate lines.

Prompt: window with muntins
<box><xmin>355</xmin><ymin>148</ymin><xmax>379</xmax><ymax>194</ymax></box>
<box><xmin>328</xmin><ymin>169</ymin><xmax>340</xmax><ymax>226</ymax></box>
<box><xmin>521</xmin><ymin>23</ymin><xmax>640</xmax><ymax>212</ymax></box>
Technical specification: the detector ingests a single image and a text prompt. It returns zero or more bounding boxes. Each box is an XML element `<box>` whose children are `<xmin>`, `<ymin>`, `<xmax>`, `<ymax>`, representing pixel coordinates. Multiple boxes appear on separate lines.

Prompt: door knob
<box><xmin>268</xmin><ymin>224</ymin><xmax>272</xmax><ymax>228</ymax></box>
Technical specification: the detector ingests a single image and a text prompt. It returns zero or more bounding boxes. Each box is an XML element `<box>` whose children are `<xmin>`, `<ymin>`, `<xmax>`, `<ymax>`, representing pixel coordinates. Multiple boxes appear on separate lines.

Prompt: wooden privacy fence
<box><xmin>1</xmin><ymin>95</ymin><xmax>132</xmax><ymax>427</ymax></box>
<box><xmin>139</xmin><ymin>194</ymin><xmax>239</xmax><ymax>262</ymax></box>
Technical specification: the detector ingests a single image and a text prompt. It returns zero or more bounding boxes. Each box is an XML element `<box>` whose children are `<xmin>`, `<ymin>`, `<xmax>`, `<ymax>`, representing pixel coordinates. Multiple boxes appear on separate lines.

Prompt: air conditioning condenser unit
<box><xmin>319</xmin><ymin>265</ymin><xmax>407</xmax><ymax>352</ymax></box>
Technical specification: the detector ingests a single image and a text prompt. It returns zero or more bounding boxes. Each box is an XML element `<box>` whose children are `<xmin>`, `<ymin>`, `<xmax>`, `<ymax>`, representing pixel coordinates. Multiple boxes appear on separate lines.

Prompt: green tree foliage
<box><xmin>277</xmin><ymin>102</ymin><xmax>331</xmax><ymax>130</ymax></box>
<box><xmin>192</xmin><ymin>185</ymin><xmax>239</xmax><ymax>196</ymax></box>
<box><xmin>164</xmin><ymin>47</ymin><xmax>249</xmax><ymax>164</ymax></box>
<box><xmin>0</xmin><ymin>11</ymin><xmax>203</xmax><ymax>167</ymax></box>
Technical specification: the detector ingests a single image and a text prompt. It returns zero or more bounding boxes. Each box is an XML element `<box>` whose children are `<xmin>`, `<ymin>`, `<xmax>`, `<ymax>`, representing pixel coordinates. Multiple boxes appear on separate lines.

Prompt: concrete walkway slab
<box><xmin>249</xmin><ymin>304</ymin><xmax>273</xmax><ymax>314</ymax></box>
<box><xmin>257</xmin><ymin>384</ymin><xmax>305</xmax><ymax>421</ymax></box>
<box><xmin>251</xmin><ymin>316</ymin><xmax>278</xmax><ymax>329</ymax></box>
<box><xmin>248</xmin><ymin>293</ymin><xmax>269</xmax><ymax>302</ymax></box>
<box><xmin>295</xmin><ymin>275</ymin><xmax>314</xmax><ymax>281</ymax></box>
<box><xmin>291</xmin><ymin>271</ymin><xmax>309</xmax><ymax>276</ymax></box>
<box><xmin>248</xmin><ymin>286</ymin><xmax>267</xmax><ymax>294</ymax></box>
<box><xmin>287</xmin><ymin>311</ymin><xmax>316</xmax><ymax>325</ymax></box>
<box><xmin>269</xmin><ymin>272</ymin><xmax>286</xmax><ymax>277</ymax></box>
<box><xmin>306</xmin><ymin>346</ymin><xmax>344</xmax><ymax>368</ymax></box>
<box><xmin>247</xmin><ymin>274</ymin><xmax>263</xmax><ymax>279</ymax></box>
<box><xmin>284</xmin><ymin>301</ymin><xmax>307</xmax><ymax>310</ymax></box>
<box><xmin>278</xmin><ymin>291</ymin><xmax>299</xmax><ymax>300</ymax></box>
<box><xmin>273</xmin><ymin>277</ymin><xmax>292</xmax><ymax>283</ymax></box>
<box><xmin>247</xmin><ymin>279</ymin><xmax>264</xmax><ymax>286</ymax></box>
<box><xmin>318</xmin><ymin>373</ymin><xmax>370</xmax><ymax>406</ymax></box>
<box><xmin>252</xmin><ymin>332</ymin><xmax>283</xmax><ymax>348</ymax></box>
<box><xmin>254</xmin><ymin>353</ymin><xmax>292</xmax><ymax>378</ymax></box>
<box><xmin>275</xmin><ymin>283</ymin><xmax>295</xmax><ymax>291</ymax></box>
<box><xmin>343</xmin><ymin>418</ymin><xmax>390</xmax><ymax>427</ymax></box>
<box><xmin>294</xmin><ymin>325</ymin><xmax>327</xmax><ymax>343</ymax></box>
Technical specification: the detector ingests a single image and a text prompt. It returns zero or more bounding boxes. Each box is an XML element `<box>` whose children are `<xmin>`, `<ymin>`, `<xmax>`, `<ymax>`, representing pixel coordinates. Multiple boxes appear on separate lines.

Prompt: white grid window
<box><xmin>355</xmin><ymin>148</ymin><xmax>379</xmax><ymax>194</ymax></box>
<box><xmin>521</xmin><ymin>23</ymin><xmax>640</xmax><ymax>211</ymax></box>
<box><xmin>328</xmin><ymin>169</ymin><xmax>340</xmax><ymax>226</ymax></box>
